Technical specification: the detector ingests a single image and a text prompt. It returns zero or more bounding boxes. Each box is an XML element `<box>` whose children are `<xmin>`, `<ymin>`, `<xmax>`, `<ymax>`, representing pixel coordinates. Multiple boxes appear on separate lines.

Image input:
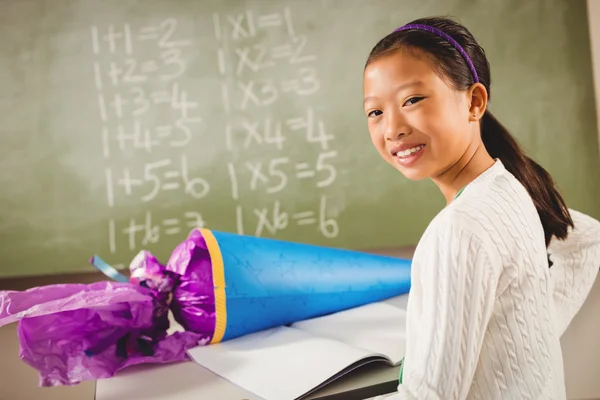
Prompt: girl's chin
<box><xmin>390</xmin><ymin>161</ymin><xmax>431</xmax><ymax>181</ymax></box>
<box><xmin>398</xmin><ymin>169</ymin><xmax>430</xmax><ymax>181</ymax></box>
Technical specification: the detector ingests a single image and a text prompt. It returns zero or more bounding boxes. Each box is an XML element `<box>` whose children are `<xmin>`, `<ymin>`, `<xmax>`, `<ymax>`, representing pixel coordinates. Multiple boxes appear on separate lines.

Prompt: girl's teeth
<box><xmin>397</xmin><ymin>145</ymin><xmax>422</xmax><ymax>158</ymax></box>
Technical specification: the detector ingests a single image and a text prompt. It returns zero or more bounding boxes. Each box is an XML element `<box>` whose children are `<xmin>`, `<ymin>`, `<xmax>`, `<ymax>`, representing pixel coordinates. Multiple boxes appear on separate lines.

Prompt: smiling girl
<box><xmin>364</xmin><ymin>17</ymin><xmax>600</xmax><ymax>399</ymax></box>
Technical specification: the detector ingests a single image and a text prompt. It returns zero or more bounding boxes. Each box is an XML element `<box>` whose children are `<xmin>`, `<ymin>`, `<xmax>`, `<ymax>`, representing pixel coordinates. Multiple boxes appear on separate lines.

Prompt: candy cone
<box><xmin>182</xmin><ymin>229</ymin><xmax>412</xmax><ymax>343</ymax></box>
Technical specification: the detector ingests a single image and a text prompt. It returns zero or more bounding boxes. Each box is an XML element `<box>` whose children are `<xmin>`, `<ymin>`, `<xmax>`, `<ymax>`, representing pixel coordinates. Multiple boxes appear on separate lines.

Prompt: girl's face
<box><xmin>363</xmin><ymin>49</ymin><xmax>478</xmax><ymax>181</ymax></box>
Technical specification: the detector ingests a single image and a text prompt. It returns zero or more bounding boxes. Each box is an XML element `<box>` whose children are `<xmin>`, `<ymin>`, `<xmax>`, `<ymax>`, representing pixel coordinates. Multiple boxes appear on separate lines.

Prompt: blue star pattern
<box><xmin>210</xmin><ymin>231</ymin><xmax>412</xmax><ymax>341</ymax></box>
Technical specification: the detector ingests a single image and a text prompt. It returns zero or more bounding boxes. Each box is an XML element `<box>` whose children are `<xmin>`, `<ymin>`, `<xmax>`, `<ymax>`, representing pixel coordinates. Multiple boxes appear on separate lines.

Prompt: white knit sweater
<box><xmin>374</xmin><ymin>160</ymin><xmax>600</xmax><ymax>400</ymax></box>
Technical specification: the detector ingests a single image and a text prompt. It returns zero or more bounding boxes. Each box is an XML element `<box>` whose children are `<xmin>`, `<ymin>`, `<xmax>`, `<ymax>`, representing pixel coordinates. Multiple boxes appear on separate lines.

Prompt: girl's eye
<box><xmin>367</xmin><ymin>109</ymin><xmax>383</xmax><ymax>118</ymax></box>
<box><xmin>404</xmin><ymin>97</ymin><xmax>424</xmax><ymax>106</ymax></box>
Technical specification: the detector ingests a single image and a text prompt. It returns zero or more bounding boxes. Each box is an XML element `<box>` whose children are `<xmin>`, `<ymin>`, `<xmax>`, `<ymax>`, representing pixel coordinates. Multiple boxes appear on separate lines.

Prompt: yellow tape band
<box><xmin>200</xmin><ymin>228</ymin><xmax>227</xmax><ymax>344</ymax></box>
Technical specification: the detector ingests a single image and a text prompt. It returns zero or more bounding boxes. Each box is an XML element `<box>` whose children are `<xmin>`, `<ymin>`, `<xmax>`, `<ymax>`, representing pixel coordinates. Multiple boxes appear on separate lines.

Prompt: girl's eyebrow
<box><xmin>363</xmin><ymin>80</ymin><xmax>425</xmax><ymax>106</ymax></box>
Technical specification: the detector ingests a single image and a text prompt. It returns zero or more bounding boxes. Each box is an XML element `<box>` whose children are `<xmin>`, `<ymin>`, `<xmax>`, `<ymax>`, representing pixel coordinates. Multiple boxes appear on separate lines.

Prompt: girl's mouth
<box><xmin>393</xmin><ymin>145</ymin><xmax>425</xmax><ymax>167</ymax></box>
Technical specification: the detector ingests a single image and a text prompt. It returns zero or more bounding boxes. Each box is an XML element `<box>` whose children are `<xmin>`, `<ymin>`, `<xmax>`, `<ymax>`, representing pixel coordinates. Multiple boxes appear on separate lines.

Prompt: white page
<box><xmin>187</xmin><ymin>325</ymin><xmax>384</xmax><ymax>400</ymax></box>
<box><xmin>291</xmin><ymin>295</ymin><xmax>408</xmax><ymax>364</ymax></box>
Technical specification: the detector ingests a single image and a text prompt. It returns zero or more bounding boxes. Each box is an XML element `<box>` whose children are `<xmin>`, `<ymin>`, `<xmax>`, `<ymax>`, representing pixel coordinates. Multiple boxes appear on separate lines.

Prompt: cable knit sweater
<box><xmin>374</xmin><ymin>160</ymin><xmax>600</xmax><ymax>400</ymax></box>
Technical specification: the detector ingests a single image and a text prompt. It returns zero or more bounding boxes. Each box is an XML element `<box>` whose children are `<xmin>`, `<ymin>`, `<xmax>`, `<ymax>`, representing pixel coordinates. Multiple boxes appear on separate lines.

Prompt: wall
<box><xmin>560</xmin><ymin>4</ymin><xmax>600</xmax><ymax>400</ymax></box>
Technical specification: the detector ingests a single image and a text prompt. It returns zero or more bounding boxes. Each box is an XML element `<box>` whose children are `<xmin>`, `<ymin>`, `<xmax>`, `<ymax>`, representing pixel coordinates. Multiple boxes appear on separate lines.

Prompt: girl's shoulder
<box><xmin>418</xmin><ymin>205</ymin><xmax>497</xmax><ymax>253</ymax></box>
<box><xmin>420</xmin><ymin>170</ymin><xmax>545</xmax><ymax>263</ymax></box>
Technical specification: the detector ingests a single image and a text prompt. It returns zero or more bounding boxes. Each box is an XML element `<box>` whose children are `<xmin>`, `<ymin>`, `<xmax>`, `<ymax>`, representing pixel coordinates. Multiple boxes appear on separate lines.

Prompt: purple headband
<box><xmin>394</xmin><ymin>24</ymin><xmax>479</xmax><ymax>83</ymax></box>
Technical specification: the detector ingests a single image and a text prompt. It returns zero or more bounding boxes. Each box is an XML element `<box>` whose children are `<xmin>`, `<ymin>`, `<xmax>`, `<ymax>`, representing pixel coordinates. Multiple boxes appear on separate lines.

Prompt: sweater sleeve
<box><xmin>549</xmin><ymin>209</ymin><xmax>600</xmax><ymax>336</ymax></box>
<box><xmin>373</xmin><ymin>221</ymin><xmax>500</xmax><ymax>400</ymax></box>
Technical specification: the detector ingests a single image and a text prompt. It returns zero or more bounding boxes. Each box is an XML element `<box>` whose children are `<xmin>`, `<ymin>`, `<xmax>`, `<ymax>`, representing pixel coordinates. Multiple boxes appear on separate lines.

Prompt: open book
<box><xmin>187</xmin><ymin>294</ymin><xmax>408</xmax><ymax>400</ymax></box>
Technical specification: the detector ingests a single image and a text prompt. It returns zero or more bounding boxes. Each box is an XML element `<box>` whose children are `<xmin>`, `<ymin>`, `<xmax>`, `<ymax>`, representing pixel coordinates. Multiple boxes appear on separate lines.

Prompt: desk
<box><xmin>95</xmin><ymin>359</ymin><xmax>399</xmax><ymax>400</ymax></box>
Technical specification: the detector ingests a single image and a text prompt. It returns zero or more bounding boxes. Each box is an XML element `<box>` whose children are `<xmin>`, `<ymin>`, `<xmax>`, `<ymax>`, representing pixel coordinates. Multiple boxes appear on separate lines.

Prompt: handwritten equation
<box><xmin>90</xmin><ymin>6</ymin><xmax>341</xmax><ymax>261</ymax></box>
<box><xmin>235</xmin><ymin>196</ymin><xmax>339</xmax><ymax>239</ymax></box>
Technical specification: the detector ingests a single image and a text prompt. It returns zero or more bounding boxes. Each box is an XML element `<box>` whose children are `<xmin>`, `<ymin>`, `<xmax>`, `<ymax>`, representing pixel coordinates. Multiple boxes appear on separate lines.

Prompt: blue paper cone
<box><xmin>200</xmin><ymin>229</ymin><xmax>412</xmax><ymax>343</ymax></box>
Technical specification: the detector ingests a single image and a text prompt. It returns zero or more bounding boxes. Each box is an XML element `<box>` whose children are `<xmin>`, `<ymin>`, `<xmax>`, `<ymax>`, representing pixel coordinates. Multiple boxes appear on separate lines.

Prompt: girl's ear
<box><xmin>468</xmin><ymin>83</ymin><xmax>488</xmax><ymax>121</ymax></box>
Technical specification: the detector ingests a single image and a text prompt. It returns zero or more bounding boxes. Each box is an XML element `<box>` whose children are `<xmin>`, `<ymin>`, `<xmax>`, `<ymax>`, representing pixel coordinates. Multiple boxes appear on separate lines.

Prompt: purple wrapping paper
<box><xmin>0</xmin><ymin>231</ymin><xmax>216</xmax><ymax>386</ymax></box>
<box><xmin>164</xmin><ymin>229</ymin><xmax>216</xmax><ymax>337</ymax></box>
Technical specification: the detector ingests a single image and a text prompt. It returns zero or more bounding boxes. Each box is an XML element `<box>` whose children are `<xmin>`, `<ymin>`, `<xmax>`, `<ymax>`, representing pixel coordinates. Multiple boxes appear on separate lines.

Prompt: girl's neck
<box><xmin>432</xmin><ymin>142</ymin><xmax>495</xmax><ymax>205</ymax></box>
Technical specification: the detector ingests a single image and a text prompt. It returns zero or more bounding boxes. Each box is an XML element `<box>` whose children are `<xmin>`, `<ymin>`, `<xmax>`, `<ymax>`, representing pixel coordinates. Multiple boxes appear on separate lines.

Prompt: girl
<box><xmin>364</xmin><ymin>17</ymin><xmax>600</xmax><ymax>399</ymax></box>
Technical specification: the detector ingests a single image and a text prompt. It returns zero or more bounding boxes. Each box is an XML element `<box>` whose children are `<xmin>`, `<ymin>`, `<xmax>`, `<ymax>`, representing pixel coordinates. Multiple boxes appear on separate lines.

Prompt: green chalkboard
<box><xmin>0</xmin><ymin>0</ymin><xmax>599</xmax><ymax>277</ymax></box>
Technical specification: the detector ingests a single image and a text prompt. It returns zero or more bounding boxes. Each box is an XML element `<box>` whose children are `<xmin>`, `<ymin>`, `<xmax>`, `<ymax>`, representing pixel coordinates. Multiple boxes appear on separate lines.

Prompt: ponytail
<box><xmin>481</xmin><ymin>110</ymin><xmax>573</xmax><ymax>246</ymax></box>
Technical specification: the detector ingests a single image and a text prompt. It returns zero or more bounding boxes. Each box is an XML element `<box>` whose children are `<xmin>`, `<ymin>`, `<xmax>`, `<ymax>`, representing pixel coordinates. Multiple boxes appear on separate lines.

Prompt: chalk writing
<box><xmin>108</xmin><ymin>210</ymin><xmax>205</xmax><ymax>253</ymax></box>
<box><xmin>235</xmin><ymin>195</ymin><xmax>339</xmax><ymax>238</ymax></box>
<box><xmin>91</xmin><ymin>18</ymin><xmax>210</xmax><ymax>258</ymax></box>
<box><xmin>88</xmin><ymin>6</ymin><xmax>343</xmax><ymax>262</ymax></box>
<box><xmin>213</xmin><ymin>6</ymin><xmax>341</xmax><ymax>241</ymax></box>
<box><xmin>109</xmin><ymin>156</ymin><xmax>210</xmax><ymax>202</ymax></box>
